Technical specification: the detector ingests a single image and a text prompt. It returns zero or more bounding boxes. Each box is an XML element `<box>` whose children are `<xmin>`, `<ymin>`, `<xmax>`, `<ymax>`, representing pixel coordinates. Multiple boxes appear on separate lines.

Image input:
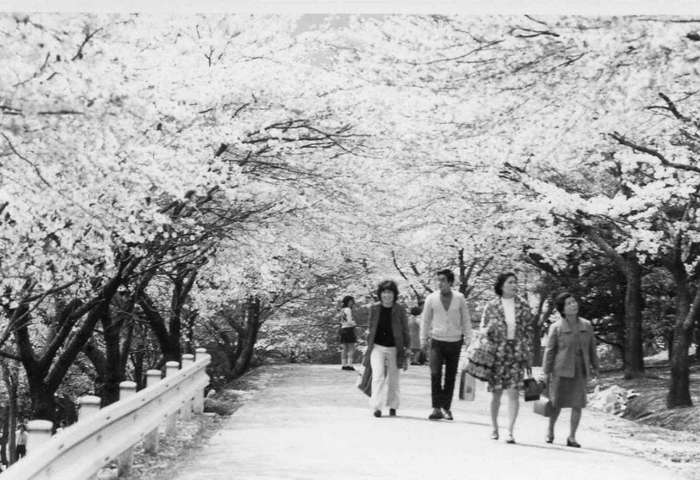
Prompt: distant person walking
<box><xmin>480</xmin><ymin>272</ymin><xmax>534</xmax><ymax>444</ymax></box>
<box><xmin>339</xmin><ymin>295</ymin><xmax>357</xmax><ymax>371</ymax></box>
<box><xmin>408</xmin><ymin>305</ymin><xmax>423</xmax><ymax>365</ymax></box>
<box><xmin>543</xmin><ymin>292</ymin><xmax>599</xmax><ymax>448</ymax></box>
<box><xmin>15</xmin><ymin>423</ymin><xmax>27</xmax><ymax>460</ymax></box>
<box><xmin>421</xmin><ymin>269</ymin><xmax>472</xmax><ymax>420</ymax></box>
<box><xmin>363</xmin><ymin>280</ymin><xmax>410</xmax><ymax>418</ymax></box>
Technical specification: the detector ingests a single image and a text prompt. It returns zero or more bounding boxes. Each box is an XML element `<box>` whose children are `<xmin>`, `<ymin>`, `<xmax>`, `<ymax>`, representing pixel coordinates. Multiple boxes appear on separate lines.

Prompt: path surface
<box><xmin>173</xmin><ymin>364</ymin><xmax>690</xmax><ymax>480</ymax></box>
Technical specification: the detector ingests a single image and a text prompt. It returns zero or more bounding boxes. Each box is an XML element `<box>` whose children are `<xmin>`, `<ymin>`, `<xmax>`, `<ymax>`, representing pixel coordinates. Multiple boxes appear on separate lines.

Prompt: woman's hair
<box><xmin>341</xmin><ymin>295</ymin><xmax>355</xmax><ymax>308</ymax></box>
<box><xmin>554</xmin><ymin>292</ymin><xmax>576</xmax><ymax>315</ymax></box>
<box><xmin>410</xmin><ymin>305</ymin><xmax>422</xmax><ymax>316</ymax></box>
<box><xmin>377</xmin><ymin>280</ymin><xmax>399</xmax><ymax>303</ymax></box>
<box><xmin>494</xmin><ymin>272</ymin><xmax>517</xmax><ymax>297</ymax></box>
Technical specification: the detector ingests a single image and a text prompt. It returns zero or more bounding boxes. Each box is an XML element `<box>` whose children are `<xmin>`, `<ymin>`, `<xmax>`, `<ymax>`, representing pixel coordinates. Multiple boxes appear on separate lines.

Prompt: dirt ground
<box><xmin>588</xmin><ymin>360</ymin><xmax>700</xmax><ymax>480</ymax></box>
<box><xmin>127</xmin><ymin>361</ymin><xmax>700</xmax><ymax>480</ymax></box>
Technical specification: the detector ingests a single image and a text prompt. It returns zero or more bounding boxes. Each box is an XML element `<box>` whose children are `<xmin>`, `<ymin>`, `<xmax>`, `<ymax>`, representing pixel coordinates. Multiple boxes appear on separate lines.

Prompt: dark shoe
<box><xmin>347</xmin><ymin>366</ymin><xmax>355</xmax><ymax>371</ymax></box>
<box><xmin>567</xmin><ymin>438</ymin><xmax>581</xmax><ymax>448</ymax></box>
<box><xmin>389</xmin><ymin>409</ymin><xmax>396</xmax><ymax>417</ymax></box>
<box><xmin>341</xmin><ymin>366</ymin><xmax>348</xmax><ymax>370</ymax></box>
<box><xmin>442</xmin><ymin>409</ymin><xmax>453</xmax><ymax>421</ymax></box>
<box><xmin>428</xmin><ymin>408</ymin><xmax>444</xmax><ymax>420</ymax></box>
<box><xmin>546</xmin><ymin>435</ymin><xmax>554</xmax><ymax>444</ymax></box>
<box><xmin>373</xmin><ymin>410</ymin><xmax>382</xmax><ymax>418</ymax></box>
<box><xmin>506</xmin><ymin>434</ymin><xmax>516</xmax><ymax>444</ymax></box>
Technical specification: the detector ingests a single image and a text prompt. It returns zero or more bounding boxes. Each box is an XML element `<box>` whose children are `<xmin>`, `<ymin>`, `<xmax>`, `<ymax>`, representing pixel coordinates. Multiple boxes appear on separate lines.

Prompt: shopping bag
<box><xmin>459</xmin><ymin>370</ymin><xmax>476</xmax><ymax>401</ymax></box>
<box><xmin>533</xmin><ymin>399</ymin><xmax>553</xmax><ymax>417</ymax></box>
<box><xmin>356</xmin><ymin>364</ymin><xmax>372</xmax><ymax>397</ymax></box>
<box><xmin>464</xmin><ymin>333</ymin><xmax>496</xmax><ymax>381</ymax></box>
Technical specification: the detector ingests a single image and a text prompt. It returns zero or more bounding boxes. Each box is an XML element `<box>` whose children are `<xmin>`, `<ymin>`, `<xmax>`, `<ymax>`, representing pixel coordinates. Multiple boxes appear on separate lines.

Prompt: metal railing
<box><xmin>2</xmin><ymin>348</ymin><xmax>211</xmax><ymax>480</ymax></box>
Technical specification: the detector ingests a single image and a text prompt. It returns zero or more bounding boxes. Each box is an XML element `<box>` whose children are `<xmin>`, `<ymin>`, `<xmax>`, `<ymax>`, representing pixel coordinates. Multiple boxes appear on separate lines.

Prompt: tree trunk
<box><xmin>623</xmin><ymin>254</ymin><xmax>645</xmax><ymax>378</ymax></box>
<box><xmin>663</xmin><ymin>241</ymin><xmax>697</xmax><ymax>408</ymax></box>
<box><xmin>230</xmin><ymin>298</ymin><xmax>262</xmax><ymax>378</ymax></box>
<box><xmin>1</xmin><ymin>362</ymin><xmax>18</xmax><ymax>465</ymax></box>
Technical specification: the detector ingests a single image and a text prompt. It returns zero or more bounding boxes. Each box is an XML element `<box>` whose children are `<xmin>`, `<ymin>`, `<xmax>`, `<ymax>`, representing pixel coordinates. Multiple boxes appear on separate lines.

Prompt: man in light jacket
<box><xmin>421</xmin><ymin>269</ymin><xmax>472</xmax><ymax>420</ymax></box>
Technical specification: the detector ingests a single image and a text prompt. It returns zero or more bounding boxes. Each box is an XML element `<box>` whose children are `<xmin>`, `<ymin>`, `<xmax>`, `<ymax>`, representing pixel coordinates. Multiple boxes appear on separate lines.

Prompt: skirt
<box><xmin>550</xmin><ymin>354</ymin><xmax>587</xmax><ymax>409</ymax></box>
<box><xmin>339</xmin><ymin>327</ymin><xmax>356</xmax><ymax>344</ymax></box>
<box><xmin>487</xmin><ymin>340</ymin><xmax>525</xmax><ymax>392</ymax></box>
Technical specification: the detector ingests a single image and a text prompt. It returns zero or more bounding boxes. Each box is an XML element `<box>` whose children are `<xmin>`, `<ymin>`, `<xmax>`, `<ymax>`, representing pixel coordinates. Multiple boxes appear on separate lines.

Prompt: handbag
<box><xmin>464</xmin><ymin>333</ymin><xmax>496</xmax><ymax>381</ymax></box>
<box><xmin>356</xmin><ymin>364</ymin><xmax>372</xmax><ymax>397</ymax></box>
<box><xmin>458</xmin><ymin>370</ymin><xmax>476</xmax><ymax>401</ymax></box>
<box><xmin>533</xmin><ymin>399</ymin><xmax>553</xmax><ymax>417</ymax></box>
<box><xmin>523</xmin><ymin>378</ymin><xmax>540</xmax><ymax>402</ymax></box>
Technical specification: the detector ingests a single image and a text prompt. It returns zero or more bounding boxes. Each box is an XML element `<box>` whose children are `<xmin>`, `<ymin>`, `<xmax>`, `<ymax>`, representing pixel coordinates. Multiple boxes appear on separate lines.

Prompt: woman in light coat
<box><xmin>543</xmin><ymin>292</ymin><xmax>599</xmax><ymax>448</ymax></box>
<box><xmin>363</xmin><ymin>280</ymin><xmax>410</xmax><ymax>418</ymax></box>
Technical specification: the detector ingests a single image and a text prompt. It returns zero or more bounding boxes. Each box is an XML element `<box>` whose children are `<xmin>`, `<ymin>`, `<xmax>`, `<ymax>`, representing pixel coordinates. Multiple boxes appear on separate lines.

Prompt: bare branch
<box><xmin>72</xmin><ymin>27</ymin><xmax>103</xmax><ymax>61</ymax></box>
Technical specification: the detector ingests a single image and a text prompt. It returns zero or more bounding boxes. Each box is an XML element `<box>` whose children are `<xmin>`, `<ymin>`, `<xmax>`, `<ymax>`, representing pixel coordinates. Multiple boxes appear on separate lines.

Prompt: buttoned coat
<box><xmin>543</xmin><ymin>315</ymin><xmax>599</xmax><ymax>378</ymax></box>
<box><xmin>363</xmin><ymin>302</ymin><xmax>411</xmax><ymax>367</ymax></box>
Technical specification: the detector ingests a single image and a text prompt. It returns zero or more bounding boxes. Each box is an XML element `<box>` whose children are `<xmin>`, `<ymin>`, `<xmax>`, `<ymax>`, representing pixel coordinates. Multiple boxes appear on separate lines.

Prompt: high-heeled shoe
<box><xmin>566</xmin><ymin>438</ymin><xmax>581</xmax><ymax>448</ymax></box>
<box><xmin>490</xmin><ymin>430</ymin><xmax>499</xmax><ymax>440</ymax></box>
<box><xmin>546</xmin><ymin>434</ymin><xmax>554</xmax><ymax>444</ymax></box>
<box><xmin>506</xmin><ymin>434</ymin><xmax>516</xmax><ymax>444</ymax></box>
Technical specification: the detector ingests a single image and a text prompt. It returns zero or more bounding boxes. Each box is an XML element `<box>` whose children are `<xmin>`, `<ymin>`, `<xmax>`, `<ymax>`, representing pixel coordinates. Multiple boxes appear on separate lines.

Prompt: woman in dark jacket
<box><xmin>363</xmin><ymin>280</ymin><xmax>410</xmax><ymax>418</ymax></box>
<box><xmin>543</xmin><ymin>292</ymin><xmax>599</xmax><ymax>448</ymax></box>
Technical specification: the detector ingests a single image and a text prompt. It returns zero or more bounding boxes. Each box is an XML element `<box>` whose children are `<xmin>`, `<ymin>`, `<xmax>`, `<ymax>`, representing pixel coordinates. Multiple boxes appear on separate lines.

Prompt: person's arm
<box><xmin>460</xmin><ymin>296</ymin><xmax>473</xmax><ymax>345</ymax></box>
<box><xmin>401</xmin><ymin>306</ymin><xmax>411</xmax><ymax>349</ymax></box>
<box><xmin>542</xmin><ymin>323</ymin><xmax>558</xmax><ymax>375</ymax></box>
<box><xmin>478</xmin><ymin>304</ymin><xmax>490</xmax><ymax>334</ymax></box>
<box><xmin>420</xmin><ymin>297</ymin><xmax>433</xmax><ymax>349</ymax></box>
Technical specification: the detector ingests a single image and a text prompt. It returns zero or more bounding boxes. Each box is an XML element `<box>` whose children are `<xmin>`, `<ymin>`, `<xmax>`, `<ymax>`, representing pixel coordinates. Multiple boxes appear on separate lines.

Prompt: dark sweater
<box><xmin>374</xmin><ymin>305</ymin><xmax>396</xmax><ymax>347</ymax></box>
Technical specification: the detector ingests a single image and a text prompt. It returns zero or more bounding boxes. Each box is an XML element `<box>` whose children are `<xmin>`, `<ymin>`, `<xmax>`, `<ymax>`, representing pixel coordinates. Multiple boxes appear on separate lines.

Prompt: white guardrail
<box><xmin>2</xmin><ymin>348</ymin><xmax>211</xmax><ymax>480</ymax></box>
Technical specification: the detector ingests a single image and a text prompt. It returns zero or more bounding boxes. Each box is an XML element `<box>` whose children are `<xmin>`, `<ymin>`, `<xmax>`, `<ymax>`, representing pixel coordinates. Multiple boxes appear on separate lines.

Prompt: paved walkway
<box><xmin>173</xmin><ymin>364</ymin><xmax>689</xmax><ymax>480</ymax></box>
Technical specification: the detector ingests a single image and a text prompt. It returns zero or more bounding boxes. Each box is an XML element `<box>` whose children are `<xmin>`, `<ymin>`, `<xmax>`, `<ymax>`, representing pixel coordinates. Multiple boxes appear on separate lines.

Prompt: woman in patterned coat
<box><xmin>479</xmin><ymin>272</ymin><xmax>535</xmax><ymax>444</ymax></box>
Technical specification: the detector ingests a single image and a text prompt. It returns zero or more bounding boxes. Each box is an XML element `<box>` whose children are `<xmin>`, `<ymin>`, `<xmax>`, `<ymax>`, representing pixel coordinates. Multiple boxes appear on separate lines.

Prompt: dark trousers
<box><xmin>429</xmin><ymin>339</ymin><xmax>463</xmax><ymax>410</ymax></box>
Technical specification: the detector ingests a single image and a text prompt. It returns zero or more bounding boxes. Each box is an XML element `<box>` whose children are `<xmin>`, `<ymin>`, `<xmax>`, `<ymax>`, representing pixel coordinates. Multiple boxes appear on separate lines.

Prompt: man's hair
<box><xmin>437</xmin><ymin>269</ymin><xmax>455</xmax><ymax>284</ymax></box>
<box><xmin>410</xmin><ymin>305</ymin><xmax>422</xmax><ymax>316</ymax></box>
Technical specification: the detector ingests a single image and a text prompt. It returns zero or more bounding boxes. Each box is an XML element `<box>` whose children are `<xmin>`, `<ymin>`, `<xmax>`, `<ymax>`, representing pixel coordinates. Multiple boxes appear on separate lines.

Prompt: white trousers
<box><xmin>370</xmin><ymin>344</ymin><xmax>400</xmax><ymax>411</ymax></box>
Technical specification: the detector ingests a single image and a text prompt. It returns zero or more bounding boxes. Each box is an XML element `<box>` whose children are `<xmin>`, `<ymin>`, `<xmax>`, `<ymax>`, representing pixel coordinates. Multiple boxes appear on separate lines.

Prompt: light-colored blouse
<box><xmin>501</xmin><ymin>297</ymin><xmax>516</xmax><ymax>340</ymax></box>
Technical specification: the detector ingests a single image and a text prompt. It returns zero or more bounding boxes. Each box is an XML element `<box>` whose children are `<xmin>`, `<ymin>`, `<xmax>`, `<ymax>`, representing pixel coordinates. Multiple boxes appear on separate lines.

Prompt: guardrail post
<box><xmin>143</xmin><ymin>370</ymin><xmax>162</xmax><ymax>454</ymax></box>
<box><xmin>26</xmin><ymin>419</ymin><xmax>53</xmax><ymax>455</ymax></box>
<box><xmin>117</xmin><ymin>381</ymin><xmax>137</xmax><ymax>478</ymax></box>
<box><xmin>180</xmin><ymin>354</ymin><xmax>195</xmax><ymax>421</ymax></box>
<box><xmin>78</xmin><ymin>396</ymin><xmax>102</xmax><ymax>480</ymax></box>
<box><xmin>165</xmin><ymin>361</ymin><xmax>179</xmax><ymax>437</ymax></box>
<box><xmin>194</xmin><ymin>348</ymin><xmax>208</xmax><ymax>414</ymax></box>
<box><xmin>79</xmin><ymin>395</ymin><xmax>102</xmax><ymax>421</ymax></box>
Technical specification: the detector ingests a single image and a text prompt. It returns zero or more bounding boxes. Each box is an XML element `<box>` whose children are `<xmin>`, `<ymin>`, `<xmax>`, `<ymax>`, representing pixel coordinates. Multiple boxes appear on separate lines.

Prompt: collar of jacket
<box><xmin>559</xmin><ymin>314</ymin><xmax>589</xmax><ymax>333</ymax></box>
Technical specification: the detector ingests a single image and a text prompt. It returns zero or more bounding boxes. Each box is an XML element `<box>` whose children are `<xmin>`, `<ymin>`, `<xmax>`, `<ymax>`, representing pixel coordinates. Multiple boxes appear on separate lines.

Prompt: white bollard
<box><xmin>164</xmin><ymin>361</ymin><xmax>179</xmax><ymax>437</ymax></box>
<box><xmin>180</xmin><ymin>354</ymin><xmax>195</xmax><ymax>421</ymax></box>
<box><xmin>78</xmin><ymin>396</ymin><xmax>102</xmax><ymax>480</ymax></box>
<box><xmin>117</xmin><ymin>381</ymin><xmax>137</xmax><ymax>478</ymax></box>
<box><xmin>78</xmin><ymin>395</ymin><xmax>102</xmax><ymax>421</ymax></box>
<box><xmin>143</xmin><ymin>370</ymin><xmax>162</xmax><ymax>454</ymax></box>
<box><xmin>194</xmin><ymin>348</ymin><xmax>208</xmax><ymax>414</ymax></box>
<box><xmin>26</xmin><ymin>419</ymin><xmax>53</xmax><ymax>454</ymax></box>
